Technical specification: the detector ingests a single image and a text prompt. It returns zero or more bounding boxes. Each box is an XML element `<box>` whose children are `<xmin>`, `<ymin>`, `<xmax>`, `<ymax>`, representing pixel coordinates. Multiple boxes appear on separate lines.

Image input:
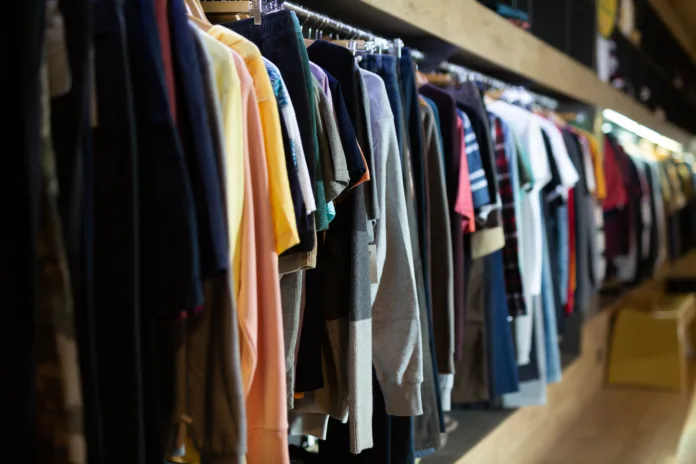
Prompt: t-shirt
<box><xmin>489</xmin><ymin>100</ymin><xmax>551</xmax><ymax>297</ymax></box>
<box><xmin>537</xmin><ymin>117</ymin><xmax>579</xmax><ymax>193</ymax></box>
<box><xmin>454</xmin><ymin>113</ymin><xmax>475</xmax><ymax>233</ymax></box>
<box><xmin>322</xmin><ymin>69</ymin><xmax>369</xmax><ymax>188</ymax></box>
<box><xmin>458</xmin><ymin>109</ymin><xmax>491</xmax><ymax>212</ymax></box>
<box><xmin>209</xmin><ymin>25</ymin><xmax>299</xmax><ymax>254</ymax></box>
<box><xmin>264</xmin><ymin>58</ymin><xmax>316</xmax><ymax>217</ymax></box>
<box><xmin>602</xmin><ymin>135</ymin><xmax>629</xmax><ymax>211</ymax></box>
<box><xmin>194</xmin><ymin>28</ymin><xmax>245</xmax><ymax>293</ymax></box>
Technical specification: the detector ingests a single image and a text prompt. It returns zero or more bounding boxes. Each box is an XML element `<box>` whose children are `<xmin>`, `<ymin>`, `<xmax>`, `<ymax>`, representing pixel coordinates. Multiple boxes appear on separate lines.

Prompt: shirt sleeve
<box><xmin>367</xmin><ymin>78</ymin><xmax>423</xmax><ymax>417</ymax></box>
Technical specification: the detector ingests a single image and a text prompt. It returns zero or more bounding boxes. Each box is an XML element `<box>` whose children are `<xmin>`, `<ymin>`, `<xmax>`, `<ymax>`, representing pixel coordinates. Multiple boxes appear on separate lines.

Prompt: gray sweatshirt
<box><xmin>362</xmin><ymin>69</ymin><xmax>423</xmax><ymax>416</ymax></box>
<box><xmin>290</xmin><ymin>70</ymin><xmax>426</xmax><ymax>453</ymax></box>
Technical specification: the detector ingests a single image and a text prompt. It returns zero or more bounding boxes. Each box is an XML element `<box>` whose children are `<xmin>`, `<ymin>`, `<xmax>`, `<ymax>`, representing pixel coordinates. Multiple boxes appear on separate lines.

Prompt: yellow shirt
<box><xmin>209</xmin><ymin>25</ymin><xmax>299</xmax><ymax>254</ymax></box>
<box><xmin>197</xmin><ymin>30</ymin><xmax>245</xmax><ymax>294</ymax></box>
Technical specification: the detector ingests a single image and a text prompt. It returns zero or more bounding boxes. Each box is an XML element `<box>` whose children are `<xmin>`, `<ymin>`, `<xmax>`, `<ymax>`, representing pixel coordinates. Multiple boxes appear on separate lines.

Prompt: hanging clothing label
<box><xmin>369</xmin><ymin>244</ymin><xmax>378</xmax><ymax>283</ymax></box>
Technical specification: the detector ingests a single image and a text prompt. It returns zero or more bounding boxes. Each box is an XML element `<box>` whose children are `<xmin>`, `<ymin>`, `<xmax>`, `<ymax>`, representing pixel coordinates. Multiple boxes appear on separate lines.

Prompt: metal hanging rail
<box><xmin>439</xmin><ymin>61</ymin><xmax>560</xmax><ymax>110</ymax></box>
<box><xmin>212</xmin><ymin>1</ymin><xmax>556</xmax><ymax>109</ymax></box>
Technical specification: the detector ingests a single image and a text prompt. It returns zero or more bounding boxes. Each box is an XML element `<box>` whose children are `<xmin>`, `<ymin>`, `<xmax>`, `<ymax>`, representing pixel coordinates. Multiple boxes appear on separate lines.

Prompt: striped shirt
<box><xmin>458</xmin><ymin>110</ymin><xmax>491</xmax><ymax>210</ymax></box>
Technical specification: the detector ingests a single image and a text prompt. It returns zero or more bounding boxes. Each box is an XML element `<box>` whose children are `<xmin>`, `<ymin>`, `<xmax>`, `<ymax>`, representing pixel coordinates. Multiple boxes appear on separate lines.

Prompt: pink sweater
<box><xmin>231</xmin><ymin>51</ymin><xmax>289</xmax><ymax>464</ymax></box>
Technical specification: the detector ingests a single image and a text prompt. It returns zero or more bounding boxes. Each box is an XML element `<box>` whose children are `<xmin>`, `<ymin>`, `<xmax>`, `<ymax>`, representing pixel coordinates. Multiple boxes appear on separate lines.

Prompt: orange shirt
<box><xmin>220</xmin><ymin>38</ymin><xmax>289</xmax><ymax>464</ymax></box>
<box><xmin>209</xmin><ymin>26</ymin><xmax>299</xmax><ymax>254</ymax></box>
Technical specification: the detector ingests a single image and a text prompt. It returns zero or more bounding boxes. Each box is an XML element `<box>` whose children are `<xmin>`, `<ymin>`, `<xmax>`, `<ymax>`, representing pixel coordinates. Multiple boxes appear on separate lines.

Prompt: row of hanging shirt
<box><xmin>34</xmin><ymin>0</ymin><xmax>696</xmax><ymax>463</ymax></box>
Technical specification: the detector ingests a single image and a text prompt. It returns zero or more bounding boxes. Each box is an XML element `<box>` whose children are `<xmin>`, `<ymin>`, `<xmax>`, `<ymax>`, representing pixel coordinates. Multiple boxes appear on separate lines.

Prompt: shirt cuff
<box><xmin>380</xmin><ymin>380</ymin><xmax>423</xmax><ymax>417</ymax></box>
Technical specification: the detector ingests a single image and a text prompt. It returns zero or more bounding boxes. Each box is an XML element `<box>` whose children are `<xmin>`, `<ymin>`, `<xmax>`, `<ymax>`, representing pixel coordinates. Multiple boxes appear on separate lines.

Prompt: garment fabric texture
<box><xmin>124</xmin><ymin>0</ymin><xmax>206</xmax><ymax>460</ymax></box>
<box><xmin>308</xmin><ymin>41</ymin><xmax>377</xmax><ymax>221</ymax></box>
<box><xmin>233</xmin><ymin>38</ymin><xmax>292</xmax><ymax>464</ymax></box>
<box><xmin>451</xmin><ymin>252</ymin><xmax>489</xmax><ymax>404</ymax></box>
<box><xmin>362</xmin><ymin>67</ymin><xmax>422</xmax><ymax>464</ymax></box>
<box><xmin>416</xmin><ymin>99</ymin><xmax>450</xmax><ymax>453</ymax></box>
<box><xmin>224</xmin><ymin>11</ymin><xmax>318</xmax><ymax>245</ymax></box>
<box><xmin>454</xmin><ymin>113</ymin><xmax>475</xmax><ymax>233</ymax></box>
<box><xmin>459</xmin><ymin>96</ymin><xmax>505</xmax><ymax>258</ymax></box>
<box><xmin>361</xmin><ymin>69</ymin><xmax>423</xmax><ymax>417</ymax></box>
<box><xmin>401</xmin><ymin>50</ymin><xmax>444</xmax><ymax>453</ymax></box>
<box><xmin>358</xmin><ymin>62</ymin><xmax>433</xmax><ymax>459</ymax></box>
<box><xmin>484</xmin><ymin>250</ymin><xmax>520</xmax><ymax>397</ymax></box>
<box><xmin>239</xmin><ymin>63</ymin><xmax>290</xmax><ymax>463</ymax></box>
<box><xmin>309</xmin><ymin>39</ymin><xmax>373</xmax><ymax>455</ymax></box>
<box><xmin>50</xmin><ymin>1</ymin><xmax>104</xmax><ymax>461</ymax></box>
<box><xmin>322</xmin><ymin>69</ymin><xmax>368</xmax><ymax>187</ymax></box>
<box><xmin>170</xmin><ymin>0</ymin><xmax>227</xmax><ymax>281</ymax></box>
<box><xmin>491</xmin><ymin>116</ymin><xmax>527</xmax><ymax>317</ymax></box>
<box><xmin>450</xmin><ymin>82</ymin><xmax>500</xmax><ymax>208</ymax></box>
<box><xmin>400</xmin><ymin>49</ymin><xmax>430</xmax><ymax>273</ymax></box>
<box><xmin>564</xmin><ymin>129</ymin><xmax>598</xmax><ymax>313</ymax></box>
<box><xmin>188</xmin><ymin>24</ymin><xmax>247</xmax><ymax>462</ymax></box>
<box><xmin>36</xmin><ymin>47</ymin><xmax>87</xmax><ymax>464</ymax></box>
<box><xmin>92</xmin><ymin>0</ymin><xmax>144</xmax><ymax>461</ymax></box>
<box><xmin>276</xmin><ymin>97</ymin><xmax>309</xmax><ymax>236</ymax></box>
<box><xmin>314</xmin><ymin>76</ymin><xmax>350</xmax><ymax>203</ymax></box>
<box><xmin>418</xmin><ymin>84</ymin><xmax>466</xmax><ymax>363</ymax></box>
<box><xmin>539</xmin><ymin>129</ymin><xmax>566</xmax><ymax>336</ymax></box>
<box><xmin>488</xmin><ymin>100</ymin><xmax>551</xmax><ymax>366</ymax></box>
<box><xmin>208</xmin><ymin>25</ymin><xmax>299</xmax><ymax>255</ymax></box>
<box><xmin>460</xmin><ymin>111</ymin><xmax>492</xmax><ymax>211</ymax></box>
<box><xmin>451</xmin><ymin>84</ymin><xmax>504</xmax><ymax>260</ymax></box>
<box><xmin>421</xmin><ymin>100</ymin><xmax>455</xmax><ymax>378</ymax></box>
<box><xmin>265</xmin><ymin>58</ymin><xmax>316</xmax><ymax>218</ymax></box>
<box><xmin>5</xmin><ymin>2</ymin><xmax>43</xmax><ymax>457</ymax></box>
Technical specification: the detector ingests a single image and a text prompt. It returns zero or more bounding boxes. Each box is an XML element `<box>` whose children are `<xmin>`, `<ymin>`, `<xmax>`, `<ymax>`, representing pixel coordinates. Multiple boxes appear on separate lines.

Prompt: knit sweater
<box><xmin>362</xmin><ymin>69</ymin><xmax>423</xmax><ymax>415</ymax></box>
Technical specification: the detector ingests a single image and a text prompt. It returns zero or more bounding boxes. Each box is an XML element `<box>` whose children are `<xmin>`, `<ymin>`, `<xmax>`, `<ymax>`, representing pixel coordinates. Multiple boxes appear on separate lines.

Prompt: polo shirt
<box><xmin>209</xmin><ymin>25</ymin><xmax>299</xmax><ymax>254</ymax></box>
<box><xmin>195</xmin><ymin>30</ymin><xmax>245</xmax><ymax>294</ymax></box>
<box><xmin>264</xmin><ymin>58</ymin><xmax>316</xmax><ymax>218</ymax></box>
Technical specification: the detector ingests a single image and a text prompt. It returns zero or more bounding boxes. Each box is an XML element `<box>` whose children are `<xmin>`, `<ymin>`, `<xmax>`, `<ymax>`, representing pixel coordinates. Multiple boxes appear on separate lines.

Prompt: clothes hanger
<box><xmin>185</xmin><ymin>0</ymin><xmax>213</xmax><ymax>31</ymax></box>
<box><xmin>423</xmin><ymin>72</ymin><xmax>454</xmax><ymax>87</ymax></box>
<box><xmin>302</xmin><ymin>14</ymin><xmax>315</xmax><ymax>47</ymax></box>
<box><xmin>416</xmin><ymin>70</ymin><xmax>429</xmax><ymax>87</ymax></box>
<box><xmin>186</xmin><ymin>0</ymin><xmax>207</xmax><ymax>19</ymax></box>
<box><xmin>201</xmin><ymin>0</ymin><xmax>252</xmax><ymax>23</ymax></box>
<box><xmin>200</xmin><ymin>0</ymin><xmax>251</xmax><ymax>13</ymax></box>
<box><xmin>189</xmin><ymin>14</ymin><xmax>213</xmax><ymax>31</ymax></box>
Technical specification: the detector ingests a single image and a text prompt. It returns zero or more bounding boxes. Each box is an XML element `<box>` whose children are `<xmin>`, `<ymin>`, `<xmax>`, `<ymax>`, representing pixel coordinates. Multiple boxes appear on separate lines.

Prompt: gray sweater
<box><xmin>289</xmin><ymin>70</ymin><xmax>425</xmax><ymax>454</ymax></box>
<box><xmin>362</xmin><ymin>69</ymin><xmax>423</xmax><ymax>416</ymax></box>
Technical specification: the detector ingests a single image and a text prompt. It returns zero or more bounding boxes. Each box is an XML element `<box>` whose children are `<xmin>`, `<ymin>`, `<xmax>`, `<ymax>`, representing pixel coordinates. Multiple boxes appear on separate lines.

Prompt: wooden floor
<box><xmin>455</xmin><ymin>305</ymin><xmax>694</xmax><ymax>464</ymax></box>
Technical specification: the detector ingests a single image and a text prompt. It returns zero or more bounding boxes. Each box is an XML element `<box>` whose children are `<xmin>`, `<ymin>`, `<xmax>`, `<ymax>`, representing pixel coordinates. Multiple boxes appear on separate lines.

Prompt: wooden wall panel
<box><xmin>360</xmin><ymin>0</ymin><xmax>694</xmax><ymax>146</ymax></box>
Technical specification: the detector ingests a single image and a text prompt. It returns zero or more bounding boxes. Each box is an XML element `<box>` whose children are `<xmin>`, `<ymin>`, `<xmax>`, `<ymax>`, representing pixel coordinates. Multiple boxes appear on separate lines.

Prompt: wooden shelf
<box><xmin>354</xmin><ymin>0</ymin><xmax>693</xmax><ymax>146</ymax></box>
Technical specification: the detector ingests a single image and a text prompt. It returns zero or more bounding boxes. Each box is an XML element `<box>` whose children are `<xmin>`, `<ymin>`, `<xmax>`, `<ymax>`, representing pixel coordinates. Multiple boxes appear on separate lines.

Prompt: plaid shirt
<box><xmin>491</xmin><ymin>116</ymin><xmax>527</xmax><ymax>316</ymax></box>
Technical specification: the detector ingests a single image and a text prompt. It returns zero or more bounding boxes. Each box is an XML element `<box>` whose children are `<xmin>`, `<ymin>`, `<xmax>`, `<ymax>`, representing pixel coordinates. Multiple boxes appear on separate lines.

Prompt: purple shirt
<box><xmin>309</xmin><ymin>61</ymin><xmax>334</xmax><ymax>107</ymax></box>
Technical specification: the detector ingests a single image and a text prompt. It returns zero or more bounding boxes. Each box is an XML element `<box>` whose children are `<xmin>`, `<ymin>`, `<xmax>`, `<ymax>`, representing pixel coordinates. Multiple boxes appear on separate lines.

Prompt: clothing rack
<box><xmin>283</xmin><ymin>2</ymin><xmax>404</xmax><ymax>53</ymax></box>
<box><xmin>220</xmin><ymin>0</ymin><xmax>552</xmax><ymax>109</ymax></box>
<box><xmin>438</xmin><ymin>61</ymin><xmax>560</xmax><ymax>110</ymax></box>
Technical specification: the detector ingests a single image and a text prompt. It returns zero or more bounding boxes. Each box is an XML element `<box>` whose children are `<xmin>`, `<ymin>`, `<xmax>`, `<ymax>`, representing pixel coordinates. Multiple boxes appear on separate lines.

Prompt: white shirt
<box><xmin>488</xmin><ymin>101</ymin><xmax>551</xmax><ymax>365</ymax></box>
<box><xmin>537</xmin><ymin>116</ymin><xmax>580</xmax><ymax>193</ymax></box>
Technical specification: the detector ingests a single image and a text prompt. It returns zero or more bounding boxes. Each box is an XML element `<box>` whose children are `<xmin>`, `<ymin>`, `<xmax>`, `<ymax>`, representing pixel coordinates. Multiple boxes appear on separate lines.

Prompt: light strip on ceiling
<box><xmin>602</xmin><ymin>109</ymin><xmax>684</xmax><ymax>153</ymax></box>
